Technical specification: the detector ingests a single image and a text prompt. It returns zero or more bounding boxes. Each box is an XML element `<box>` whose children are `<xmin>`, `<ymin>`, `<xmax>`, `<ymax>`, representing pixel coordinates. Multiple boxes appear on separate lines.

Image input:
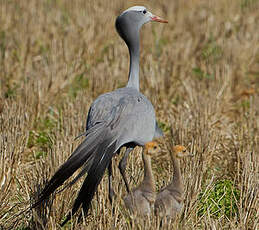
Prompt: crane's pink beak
<box><xmin>151</xmin><ymin>15</ymin><xmax>168</xmax><ymax>23</ymax></box>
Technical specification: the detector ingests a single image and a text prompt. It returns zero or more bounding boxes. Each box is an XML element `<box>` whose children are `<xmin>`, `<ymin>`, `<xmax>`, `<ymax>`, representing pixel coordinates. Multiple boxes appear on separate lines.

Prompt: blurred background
<box><xmin>0</xmin><ymin>0</ymin><xmax>258</xmax><ymax>229</ymax></box>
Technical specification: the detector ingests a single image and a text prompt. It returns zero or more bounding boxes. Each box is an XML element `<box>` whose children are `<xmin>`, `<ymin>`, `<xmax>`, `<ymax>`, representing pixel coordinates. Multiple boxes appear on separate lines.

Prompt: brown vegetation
<box><xmin>0</xmin><ymin>0</ymin><xmax>258</xmax><ymax>229</ymax></box>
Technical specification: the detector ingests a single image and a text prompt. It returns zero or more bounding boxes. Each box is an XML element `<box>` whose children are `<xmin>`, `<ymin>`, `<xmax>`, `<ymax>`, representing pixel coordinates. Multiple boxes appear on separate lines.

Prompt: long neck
<box><xmin>167</xmin><ymin>153</ymin><xmax>183</xmax><ymax>193</ymax></box>
<box><xmin>126</xmin><ymin>34</ymin><xmax>140</xmax><ymax>91</ymax></box>
<box><xmin>140</xmin><ymin>151</ymin><xmax>155</xmax><ymax>193</ymax></box>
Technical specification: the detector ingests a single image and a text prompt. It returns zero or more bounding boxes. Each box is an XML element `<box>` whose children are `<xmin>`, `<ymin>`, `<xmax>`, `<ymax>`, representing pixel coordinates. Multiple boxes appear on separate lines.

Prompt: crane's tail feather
<box><xmin>61</xmin><ymin>139</ymin><xmax>117</xmax><ymax>226</ymax></box>
<box><xmin>32</xmin><ymin>123</ymin><xmax>108</xmax><ymax>208</ymax></box>
<box><xmin>57</xmin><ymin>155</ymin><xmax>94</xmax><ymax>193</ymax></box>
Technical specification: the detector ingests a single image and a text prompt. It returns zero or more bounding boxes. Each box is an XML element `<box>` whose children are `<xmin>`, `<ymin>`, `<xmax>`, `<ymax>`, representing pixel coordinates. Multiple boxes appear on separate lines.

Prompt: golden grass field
<box><xmin>0</xmin><ymin>0</ymin><xmax>258</xmax><ymax>229</ymax></box>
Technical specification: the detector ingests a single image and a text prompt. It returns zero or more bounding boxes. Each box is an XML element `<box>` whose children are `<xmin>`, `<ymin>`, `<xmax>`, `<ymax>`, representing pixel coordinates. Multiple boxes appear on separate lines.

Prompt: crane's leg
<box><xmin>108</xmin><ymin>147</ymin><xmax>134</xmax><ymax>204</ymax></box>
<box><xmin>118</xmin><ymin>147</ymin><xmax>134</xmax><ymax>193</ymax></box>
<box><xmin>108</xmin><ymin>161</ymin><xmax>116</xmax><ymax>204</ymax></box>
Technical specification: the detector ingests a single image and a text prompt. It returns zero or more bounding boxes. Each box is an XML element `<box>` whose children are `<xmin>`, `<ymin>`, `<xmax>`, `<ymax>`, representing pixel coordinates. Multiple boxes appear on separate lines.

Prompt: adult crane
<box><xmin>33</xmin><ymin>6</ymin><xmax>168</xmax><ymax>225</ymax></box>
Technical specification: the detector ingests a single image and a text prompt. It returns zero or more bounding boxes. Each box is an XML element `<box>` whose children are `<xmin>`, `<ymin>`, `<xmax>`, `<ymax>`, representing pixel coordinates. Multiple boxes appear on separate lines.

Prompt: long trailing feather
<box><xmin>32</xmin><ymin>123</ymin><xmax>108</xmax><ymax>208</ymax></box>
<box><xmin>61</xmin><ymin>139</ymin><xmax>117</xmax><ymax>226</ymax></box>
<box><xmin>56</xmin><ymin>155</ymin><xmax>94</xmax><ymax>194</ymax></box>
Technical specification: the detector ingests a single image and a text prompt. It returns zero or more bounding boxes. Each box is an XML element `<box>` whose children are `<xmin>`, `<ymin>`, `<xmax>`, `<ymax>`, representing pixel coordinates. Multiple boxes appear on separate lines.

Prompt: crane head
<box><xmin>144</xmin><ymin>141</ymin><xmax>160</xmax><ymax>156</ymax></box>
<box><xmin>116</xmin><ymin>6</ymin><xmax>168</xmax><ymax>46</ymax></box>
<box><xmin>173</xmin><ymin>145</ymin><xmax>193</xmax><ymax>158</ymax></box>
<box><xmin>121</xmin><ymin>6</ymin><xmax>168</xmax><ymax>25</ymax></box>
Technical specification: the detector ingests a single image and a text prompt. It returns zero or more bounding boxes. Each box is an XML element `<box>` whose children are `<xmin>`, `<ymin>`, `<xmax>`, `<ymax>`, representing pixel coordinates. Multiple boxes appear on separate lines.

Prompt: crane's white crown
<box><xmin>120</xmin><ymin>5</ymin><xmax>153</xmax><ymax>25</ymax></box>
<box><xmin>123</xmin><ymin>6</ymin><xmax>147</xmax><ymax>14</ymax></box>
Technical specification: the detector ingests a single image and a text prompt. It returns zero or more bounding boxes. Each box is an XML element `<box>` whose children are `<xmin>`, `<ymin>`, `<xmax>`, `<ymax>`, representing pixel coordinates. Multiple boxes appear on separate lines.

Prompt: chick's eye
<box><xmin>143</xmin><ymin>9</ymin><xmax>147</xmax><ymax>14</ymax></box>
<box><xmin>183</xmin><ymin>149</ymin><xmax>186</xmax><ymax>153</ymax></box>
<box><xmin>153</xmin><ymin>146</ymin><xmax>157</xmax><ymax>150</ymax></box>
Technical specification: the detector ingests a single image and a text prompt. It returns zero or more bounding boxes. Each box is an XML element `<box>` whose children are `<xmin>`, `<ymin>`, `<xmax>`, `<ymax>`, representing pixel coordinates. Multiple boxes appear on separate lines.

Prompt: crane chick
<box><xmin>154</xmin><ymin>145</ymin><xmax>192</xmax><ymax>220</ymax></box>
<box><xmin>124</xmin><ymin>141</ymin><xmax>159</xmax><ymax>216</ymax></box>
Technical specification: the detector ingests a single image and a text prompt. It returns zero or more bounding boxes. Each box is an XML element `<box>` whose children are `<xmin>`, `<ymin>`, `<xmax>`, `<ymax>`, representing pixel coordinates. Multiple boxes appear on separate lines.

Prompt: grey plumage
<box><xmin>32</xmin><ymin>6</ymin><xmax>167</xmax><ymax>225</ymax></box>
<box><xmin>61</xmin><ymin>88</ymin><xmax>156</xmax><ymax>225</ymax></box>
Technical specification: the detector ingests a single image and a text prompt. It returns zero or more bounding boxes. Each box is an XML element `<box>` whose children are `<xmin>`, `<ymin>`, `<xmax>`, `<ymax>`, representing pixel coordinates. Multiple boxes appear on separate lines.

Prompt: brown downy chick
<box><xmin>124</xmin><ymin>141</ymin><xmax>159</xmax><ymax>216</ymax></box>
<box><xmin>154</xmin><ymin>145</ymin><xmax>192</xmax><ymax>219</ymax></box>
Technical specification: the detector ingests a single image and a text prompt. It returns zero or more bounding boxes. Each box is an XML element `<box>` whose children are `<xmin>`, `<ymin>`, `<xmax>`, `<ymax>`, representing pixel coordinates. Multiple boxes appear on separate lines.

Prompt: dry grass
<box><xmin>0</xmin><ymin>0</ymin><xmax>258</xmax><ymax>229</ymax></box>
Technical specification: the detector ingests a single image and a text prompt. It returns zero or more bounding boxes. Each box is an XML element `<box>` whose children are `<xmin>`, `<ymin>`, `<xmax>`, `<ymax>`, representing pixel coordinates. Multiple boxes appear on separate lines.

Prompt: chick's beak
<box><xmin>151</xmin><ymin>15</ymin><xmax>168</xmax><ymax>23</ymax></box>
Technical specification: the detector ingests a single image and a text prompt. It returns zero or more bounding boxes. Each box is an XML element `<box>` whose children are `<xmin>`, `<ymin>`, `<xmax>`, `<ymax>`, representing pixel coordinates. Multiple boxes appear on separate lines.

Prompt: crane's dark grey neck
<box><xmin>116</xmin><ymin>13</ymin><xmax>141</xmax><ymax>91</ymax></box>
<box><xmin>127</xmin><ymin>37</ymin><xmax>140</xmax><ymax>90</ymax></box>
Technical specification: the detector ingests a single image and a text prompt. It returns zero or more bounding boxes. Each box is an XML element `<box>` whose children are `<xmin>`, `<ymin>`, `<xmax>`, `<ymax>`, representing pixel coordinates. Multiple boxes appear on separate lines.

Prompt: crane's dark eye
<box><xmin>143</xmin><ymin>9</ymin><xmax>147</xmax><ymax>14</ymax></box>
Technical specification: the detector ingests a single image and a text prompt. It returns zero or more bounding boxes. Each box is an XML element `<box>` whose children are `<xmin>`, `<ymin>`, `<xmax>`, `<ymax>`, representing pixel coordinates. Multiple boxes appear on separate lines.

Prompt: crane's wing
<box><xmin>86</xmin><ymin>92</ymin><xmax>121</xmax><ymax>129</ymax></box>
<box><xmin>35</xmin><ymin>90</ymin><xmax>153</xmax><ymax>211</ymax></box>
